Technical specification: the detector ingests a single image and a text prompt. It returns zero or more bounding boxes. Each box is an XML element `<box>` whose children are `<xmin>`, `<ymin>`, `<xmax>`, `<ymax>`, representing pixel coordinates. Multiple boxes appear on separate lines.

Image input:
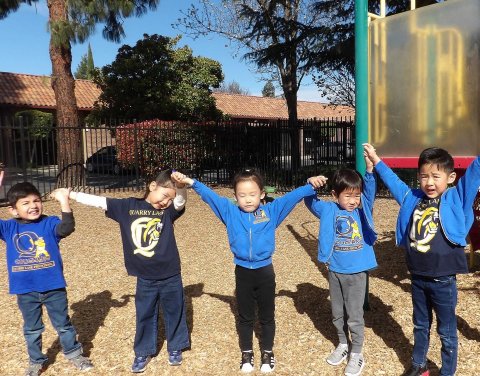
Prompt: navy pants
<box><xmin>411</xmin><ymin>274</ymin><xmax>458</xmax><ymax>376</ymax></box>
<box><xmin>134</xmin><ymin>274</ymin><xmax>190</xmax><ymax>356</ymax></box>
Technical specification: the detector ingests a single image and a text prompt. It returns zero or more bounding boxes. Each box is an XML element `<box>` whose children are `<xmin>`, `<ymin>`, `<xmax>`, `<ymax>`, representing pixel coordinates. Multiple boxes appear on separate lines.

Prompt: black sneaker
<box><xmin>401</xmin><ymin>364</ymin><xmax>430</xmax><ymax>376</ymax></box>
<box><xmin>260</xmin><ymin>351</ymin><xmax>275</xmax><ymax>373</ymax></box>
<box><xmin>240</xmin><ymin>351</ymin><xmax>254</xmax><ymax>373</ymax></box>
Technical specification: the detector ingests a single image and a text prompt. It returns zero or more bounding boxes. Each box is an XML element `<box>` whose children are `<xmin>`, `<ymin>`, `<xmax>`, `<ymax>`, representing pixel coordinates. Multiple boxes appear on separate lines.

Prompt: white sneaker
<box><xmin>344</xmin><ymin>352</ymin><xmax>365</xmax><ymax>376</ymax></box>
<box><xmin>326</xmin><ymin>344</ymin><xmax>349</xmax><ymax>365</ymax></box>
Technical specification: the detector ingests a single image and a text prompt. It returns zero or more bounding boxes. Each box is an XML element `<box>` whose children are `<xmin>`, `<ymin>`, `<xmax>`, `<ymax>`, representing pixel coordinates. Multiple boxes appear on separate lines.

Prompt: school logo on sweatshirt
<box><xmin>333</xmin><ymin>215</ymin><xmax>363</xmax><ymax>252</ymax></box>
<box><xmin>11</xmin><ymin>231</ymin><xmax>55</xmax><ymax>272</ymax></box>
<box><xmin>253</xmin><ymin>209</ymin><xmax>270</xmax><ymax>224</ymax></box>
<box><xmin>409</xmin><ymin>198</ymin><xmax>440</xmax><ymax>253</ymax></box>
<box><xmin>131</xmin><ymin>217</ymin><xmax>164</xmax><ymax>257</ymax></box>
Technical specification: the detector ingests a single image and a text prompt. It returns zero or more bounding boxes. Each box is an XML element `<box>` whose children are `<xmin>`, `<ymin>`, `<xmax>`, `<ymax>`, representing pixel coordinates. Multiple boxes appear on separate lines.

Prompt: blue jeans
<box><xmin>411</xmin><ymin>274</ymin><xmax>458</xmax><ymax>376</ymax></box>
<box><xmin>17</xmin><ymin>288</ymin><xmax>82</xmax><ymax>364</ymax></box>
<box><xmin>134</xmin><ymin>274</ymin><xmax>190</xmax><ymax>357</ymax></box>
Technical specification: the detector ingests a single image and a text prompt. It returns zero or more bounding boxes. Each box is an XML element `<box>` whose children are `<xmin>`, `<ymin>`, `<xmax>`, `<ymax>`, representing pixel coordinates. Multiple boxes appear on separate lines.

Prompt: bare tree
<box><xmin>176</xmin><ymin>0</ymin><xmax>327</xmax><ymax>169</ymax></box>
<box><xmin>314</xmin><ymin>65</ymin><xmax>355</xmax><ymax>107</ymax></box>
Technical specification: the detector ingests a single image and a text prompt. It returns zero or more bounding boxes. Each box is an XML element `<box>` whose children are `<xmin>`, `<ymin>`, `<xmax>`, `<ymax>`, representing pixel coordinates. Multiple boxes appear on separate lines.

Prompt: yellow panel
<box><xmin>369</xmin><ymin>0</ymin><xmax>480</xmax><ymax>157</ymax></box>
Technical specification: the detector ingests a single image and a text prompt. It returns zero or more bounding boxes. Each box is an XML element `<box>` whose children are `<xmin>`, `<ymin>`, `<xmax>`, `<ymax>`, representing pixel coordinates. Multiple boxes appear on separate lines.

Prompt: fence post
<box><xmin>18</xmin><ymin>116</ymin><xmax>28</xmax><ymax>177</ymax></box>
<box><xmin>133</xmin><ymin>122</ymin><xmax>140</xmax><ymax>190</ymax></box>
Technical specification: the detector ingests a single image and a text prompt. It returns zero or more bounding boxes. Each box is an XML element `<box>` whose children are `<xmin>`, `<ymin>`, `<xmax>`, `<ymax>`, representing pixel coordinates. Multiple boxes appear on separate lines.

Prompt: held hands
<box><xmin>171</xmin><ymin>171</ymin><xmax>194</xmax><ymax>188</ymax></box>
<box><xmin>307</xmin><ymin>175</ymin><xmax>328</xmax><ymax>189</ymax></box>
<box><xmin>49</xmin><ymin>188</ymin><xmax>72</xmax><ymax>205</ymax></box>
<box><xmin>363</xmin><ymin>143</ymin><xmax>381</xmax><ymax>167</ymax></box>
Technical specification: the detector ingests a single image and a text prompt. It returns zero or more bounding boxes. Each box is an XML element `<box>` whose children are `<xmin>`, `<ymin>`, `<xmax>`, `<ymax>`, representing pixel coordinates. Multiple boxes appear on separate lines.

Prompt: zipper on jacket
<box><xmin>249</xmin><ymin>213</ymin><xmax>253</xmax><ymax>268</ymax></box>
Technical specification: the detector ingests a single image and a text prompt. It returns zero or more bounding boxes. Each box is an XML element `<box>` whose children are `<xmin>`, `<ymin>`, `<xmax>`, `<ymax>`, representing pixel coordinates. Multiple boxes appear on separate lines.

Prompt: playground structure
<box><xmin>356</xmin><ymin>0</ymin><xmax>480</xmax><ymax>266</ymax></box>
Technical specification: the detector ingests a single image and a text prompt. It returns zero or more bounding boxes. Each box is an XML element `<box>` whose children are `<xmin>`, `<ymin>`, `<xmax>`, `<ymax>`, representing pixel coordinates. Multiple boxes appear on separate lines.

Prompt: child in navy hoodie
<box><xmin>304</xmin><ymin>154</ymin><xmax>377</xmax><ymax>376</ymax></box>
<box><xmin>172</xmin><ymin>170</ymin><xmax>326</xmax><ymax>373</ymax></box>
<box><xmin>364</xmin><ymin>143</ymin><xmax>480</xmax><ymax>376</ymax></box>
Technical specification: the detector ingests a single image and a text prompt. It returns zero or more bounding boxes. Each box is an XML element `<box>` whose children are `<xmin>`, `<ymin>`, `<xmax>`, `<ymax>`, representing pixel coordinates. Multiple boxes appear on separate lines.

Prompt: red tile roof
<box><xmin>212</xmin><ymin>92</ymin><xmax>354</xmax><ymax>120</ymax></box>
<box><xmin>0</xmin><ymin>72</ymin><xmax>101</xmax><ymax>110</ymax></box>
<box><xmin>0</xmin><ymin>72</ymin><xmax>354</xmax><ymax>119</ymax></box>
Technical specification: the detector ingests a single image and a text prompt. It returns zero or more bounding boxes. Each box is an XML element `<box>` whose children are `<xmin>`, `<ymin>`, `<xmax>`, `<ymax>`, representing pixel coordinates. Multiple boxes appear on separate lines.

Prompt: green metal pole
<box><xmin>355</xmin><ymin>0</ymin><xmax>370</xmax><ymax>311</ymax></box>
<box><xmin>355</xmin><ymin>0</ymin><xmax>369</xmax><ymax>175</ymax></box>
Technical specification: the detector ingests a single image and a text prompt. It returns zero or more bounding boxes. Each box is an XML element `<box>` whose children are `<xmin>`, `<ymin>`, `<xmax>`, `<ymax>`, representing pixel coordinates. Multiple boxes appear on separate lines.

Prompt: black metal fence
<box><xmin>0</xmin><ymin>116</ymin><xmax>355</xmax><ymax>201</ymax></box>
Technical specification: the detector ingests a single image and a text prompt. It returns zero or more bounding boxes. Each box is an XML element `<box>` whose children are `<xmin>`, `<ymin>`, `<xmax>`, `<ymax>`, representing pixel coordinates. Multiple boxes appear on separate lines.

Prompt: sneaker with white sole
<box><xmin>131</xmin><ymin>355</ymin><xmax>151</xmax><ymax>373</ymax></box>
<box><xmin>326</xmin><ymin>344</ymin><xmax>349</xmax><ymax>366</ymax></box>
<box><xmin>260</xmin><ymin>351</ymin><xmax>275</xmax><ymax>373</ymax></box>
<box><xmin>240</xmin><ymin>351</ymin><xmax>254</xmax><ymax>373</ymax></box>
<box><xmin>24</xmin><ymin>362</ymin><xmax>44</xmax><ymax>376</ymax></box>
<box><xmin>69</xmin><ymin>355</ymin><xmax>93</xmax><ymax>371</ymax></box>
<box><xmin>168</xmin><ymin>350</ymin><xmax>182</xmax><ymax>366</ymax></box>
<box><xmin>344</xmin><ymin>352</ymin><xmax>365</xmax><ymax>376</ymax></box>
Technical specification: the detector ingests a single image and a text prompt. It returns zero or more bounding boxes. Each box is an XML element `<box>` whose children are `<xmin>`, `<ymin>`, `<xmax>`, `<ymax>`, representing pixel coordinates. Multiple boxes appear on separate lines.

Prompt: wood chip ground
<box><xmin>0</xmin><ymin>189</ymin><xmax>478</xmax><ymax>375</ymax></box>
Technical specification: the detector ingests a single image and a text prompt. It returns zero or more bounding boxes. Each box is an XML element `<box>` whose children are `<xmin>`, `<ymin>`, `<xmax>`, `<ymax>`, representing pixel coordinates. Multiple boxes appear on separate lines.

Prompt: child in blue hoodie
<box><xmin>172</xmin><ymin>170</ymin><xmax>326</xmax><ymax>373</ymax></box>
<box><xmin>304</xmin><ymin>155</ymin><xmax>377</xmax><ymax>376</ymax></box>
<box><xmin>363</xmin><ymin>143</ymin><xmax>480</xmax><ymax>376</ymax></box>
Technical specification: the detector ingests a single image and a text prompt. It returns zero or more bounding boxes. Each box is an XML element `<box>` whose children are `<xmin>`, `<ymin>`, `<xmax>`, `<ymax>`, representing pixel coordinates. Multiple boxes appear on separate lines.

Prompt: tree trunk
<box><xmin>282</xmin><ymin>76</ymin><xmax>301</xmax><ymax>173</ymax></box>
<box><xmin>48</xmin><ymin>0</ymin><xmax>84</xmax><ymax>188</ymax></box>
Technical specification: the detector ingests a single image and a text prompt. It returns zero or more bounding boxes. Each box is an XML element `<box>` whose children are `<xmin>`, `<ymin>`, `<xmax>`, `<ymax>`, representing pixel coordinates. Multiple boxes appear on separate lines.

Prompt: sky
<box><xmin>0</xmin><ymin>1</ymin><xmax>323</xmax><ymax>102</ymax></box>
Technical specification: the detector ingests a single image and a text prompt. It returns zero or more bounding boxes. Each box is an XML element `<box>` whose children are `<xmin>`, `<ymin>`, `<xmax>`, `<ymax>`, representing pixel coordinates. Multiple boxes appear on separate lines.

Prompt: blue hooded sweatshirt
<box><xmin>374</xmin><ymin>157</ymin><xmax>480</xmax><ymax>249</ymax></box>
<box><xmin>191</xmin><ymin>180</ymin><xmax>316</xmax><ymax>269</ymax></box>
<box><xmin>304</xmin><ymin>171</ymin><xmax>378</xmax><ymax>274</ymax></box>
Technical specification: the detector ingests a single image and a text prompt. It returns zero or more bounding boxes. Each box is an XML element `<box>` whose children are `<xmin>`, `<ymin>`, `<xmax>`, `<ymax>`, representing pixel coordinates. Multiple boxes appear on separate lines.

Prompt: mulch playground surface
<box><xmin>0</xmin><ymin>188</ymin><xmax>479</xmax><ymax>376</ymax></box>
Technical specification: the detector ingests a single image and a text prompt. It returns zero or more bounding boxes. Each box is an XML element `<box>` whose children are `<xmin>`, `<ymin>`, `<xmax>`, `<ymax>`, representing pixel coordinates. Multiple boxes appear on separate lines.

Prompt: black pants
<box><xmin>235</xmin><ymin>264</ymin><xmax>276</xmax><ymax>351</ymax></box>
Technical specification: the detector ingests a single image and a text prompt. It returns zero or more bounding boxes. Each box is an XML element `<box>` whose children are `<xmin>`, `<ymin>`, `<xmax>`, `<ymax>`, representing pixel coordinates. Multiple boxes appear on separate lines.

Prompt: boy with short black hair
<box><xmin>364</xmin><ymin>143</ymin><xmax>480</xmax><ymax>376</ymax></box>
<box><xmin>304</xmin><ymin>156</ymin><xmax>377</xmax><ymax>376</ymax></box>
<box><xmin>0</xmin><ymin>181</ymin><xmax>93</xmax><ymax>376</ymax></box>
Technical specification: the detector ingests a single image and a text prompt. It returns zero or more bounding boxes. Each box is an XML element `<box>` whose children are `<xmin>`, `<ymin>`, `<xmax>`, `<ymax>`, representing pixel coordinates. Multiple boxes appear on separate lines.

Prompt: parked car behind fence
<box><xmin>85</xmin><ymin>146</ymin><xmax>124</xmax><ymax>175</ymax></box>
<box><xmin>311</xmin><ymin>141</ymin><xmax>354</xmax><ymax>163</ymax></box>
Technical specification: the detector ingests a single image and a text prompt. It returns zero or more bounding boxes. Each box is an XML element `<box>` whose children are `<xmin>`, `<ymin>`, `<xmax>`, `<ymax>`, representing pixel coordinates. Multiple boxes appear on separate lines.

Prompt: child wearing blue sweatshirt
<box><xmin>0</xmin><ymin>180</ymin><xmax>93</xmax><ymax>376</ymax></box>
<box><xmin>364</xmin><ymin>143</ymin><xmax>480</xmax><ymax>376</ymax></box>
<box><xmin>172</xmin><ymin>170</ymin><xmax>326</xmax><ymax>373</ymax></box>
<box><xmin>304</xmin><ymin>155</ymin><xmax>377</xmax><ymax>376</ymax></box>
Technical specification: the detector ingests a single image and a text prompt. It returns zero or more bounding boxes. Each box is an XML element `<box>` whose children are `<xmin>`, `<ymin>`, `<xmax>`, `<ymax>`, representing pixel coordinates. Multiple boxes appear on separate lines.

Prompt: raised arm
<box><xmin>363</xmin><ymin>143</ymin><xmax>410</xmax><ymax>205</ymax></box>
<box><xmin>50</xmin><ymin>188</ymin><xmax>75</xmax><ymax>238</ymax></box>
<box><xmin>172</xmin><ymin>171</ymin><xmax>231</xmax><ymax>224</ymax></box>
<box><xmin>68</xmin><ymin>191</ymin><xmax>108</xmax><ymax>211</ymax></box>
<box><xmin>171</xmin><ymin>171</ymin><xmax>189</xmax><ymax>212</ymax></box>
<box><xmin>271</xmin><ymin>175</ymin><xmax>327</xmax><ymax>225</ymax></box>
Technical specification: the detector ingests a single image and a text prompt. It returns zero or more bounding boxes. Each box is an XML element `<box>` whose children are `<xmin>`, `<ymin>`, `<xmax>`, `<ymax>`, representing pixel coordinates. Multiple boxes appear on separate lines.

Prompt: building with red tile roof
<box><xmin>0</xmin><ymin>72</ymin><xmax>353</xmax><ymax>120</ymax></box>
<box><xmin>211</xmin><ymin>92</ymin><xmax>354</xmax><ymax>120</ymax></box>
<box><xmin>0</xmin><ymin>71</ymin><xmax>101</xmax><ymax>114</ymax></box>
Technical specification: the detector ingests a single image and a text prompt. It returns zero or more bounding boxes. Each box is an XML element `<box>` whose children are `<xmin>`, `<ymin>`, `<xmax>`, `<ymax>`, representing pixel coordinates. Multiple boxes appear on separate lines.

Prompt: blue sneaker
<box><xmin>168</xmin><ymin>350</ymin><xmax>182</xmax><ymax>366</ymax></box>
<box><xmin>131</xmin><ymin>356</ymin><xmax>151</xmax><ymax>373</ymax></box>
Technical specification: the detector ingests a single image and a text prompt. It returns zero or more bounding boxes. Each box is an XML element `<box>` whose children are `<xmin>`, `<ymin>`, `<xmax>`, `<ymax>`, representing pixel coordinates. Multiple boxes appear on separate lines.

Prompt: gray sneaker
<box><xmin>69</xmin><ymin>355</ymin><xmax>93</xmax><ymax>371</ymax></box>
<box><xmin>344</xmin><ymin>352</ymin><xmax>365</xmax><ymax>376</ymax></box>
<box><xmin>25</xmin><ymin>362</ymin><xmax>44</xmax><ymax>376</ymax></box>
<box><xmin>326</xmin><ymin>344</ymin><xmax>349</xmax><ymax>365</ymax></box>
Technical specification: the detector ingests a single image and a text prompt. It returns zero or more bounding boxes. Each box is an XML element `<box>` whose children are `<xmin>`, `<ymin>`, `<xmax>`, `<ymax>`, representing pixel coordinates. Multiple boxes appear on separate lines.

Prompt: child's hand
<box><xmin>363</xmin><ymin>143</ymin><xmax>381</xmax><ymax>166</ymax></box>
<box><xmin>364</xmin><ymin>153</ymin><xmax>374</xmax><ymax>173</ymax></box>
<box><xmin>307</xmin><ymin>175</ymin><xmax>328</xmax><ymax>189</ymax></box>
<box><xmin>171</xmin><ymin>171</ymin><xmax>194</xmax><ymax>187</ymax></box>
<box><xmin>50</xmin><ymin>188</ymin><xmax>72</xmax><ymax>204</ymax></box>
